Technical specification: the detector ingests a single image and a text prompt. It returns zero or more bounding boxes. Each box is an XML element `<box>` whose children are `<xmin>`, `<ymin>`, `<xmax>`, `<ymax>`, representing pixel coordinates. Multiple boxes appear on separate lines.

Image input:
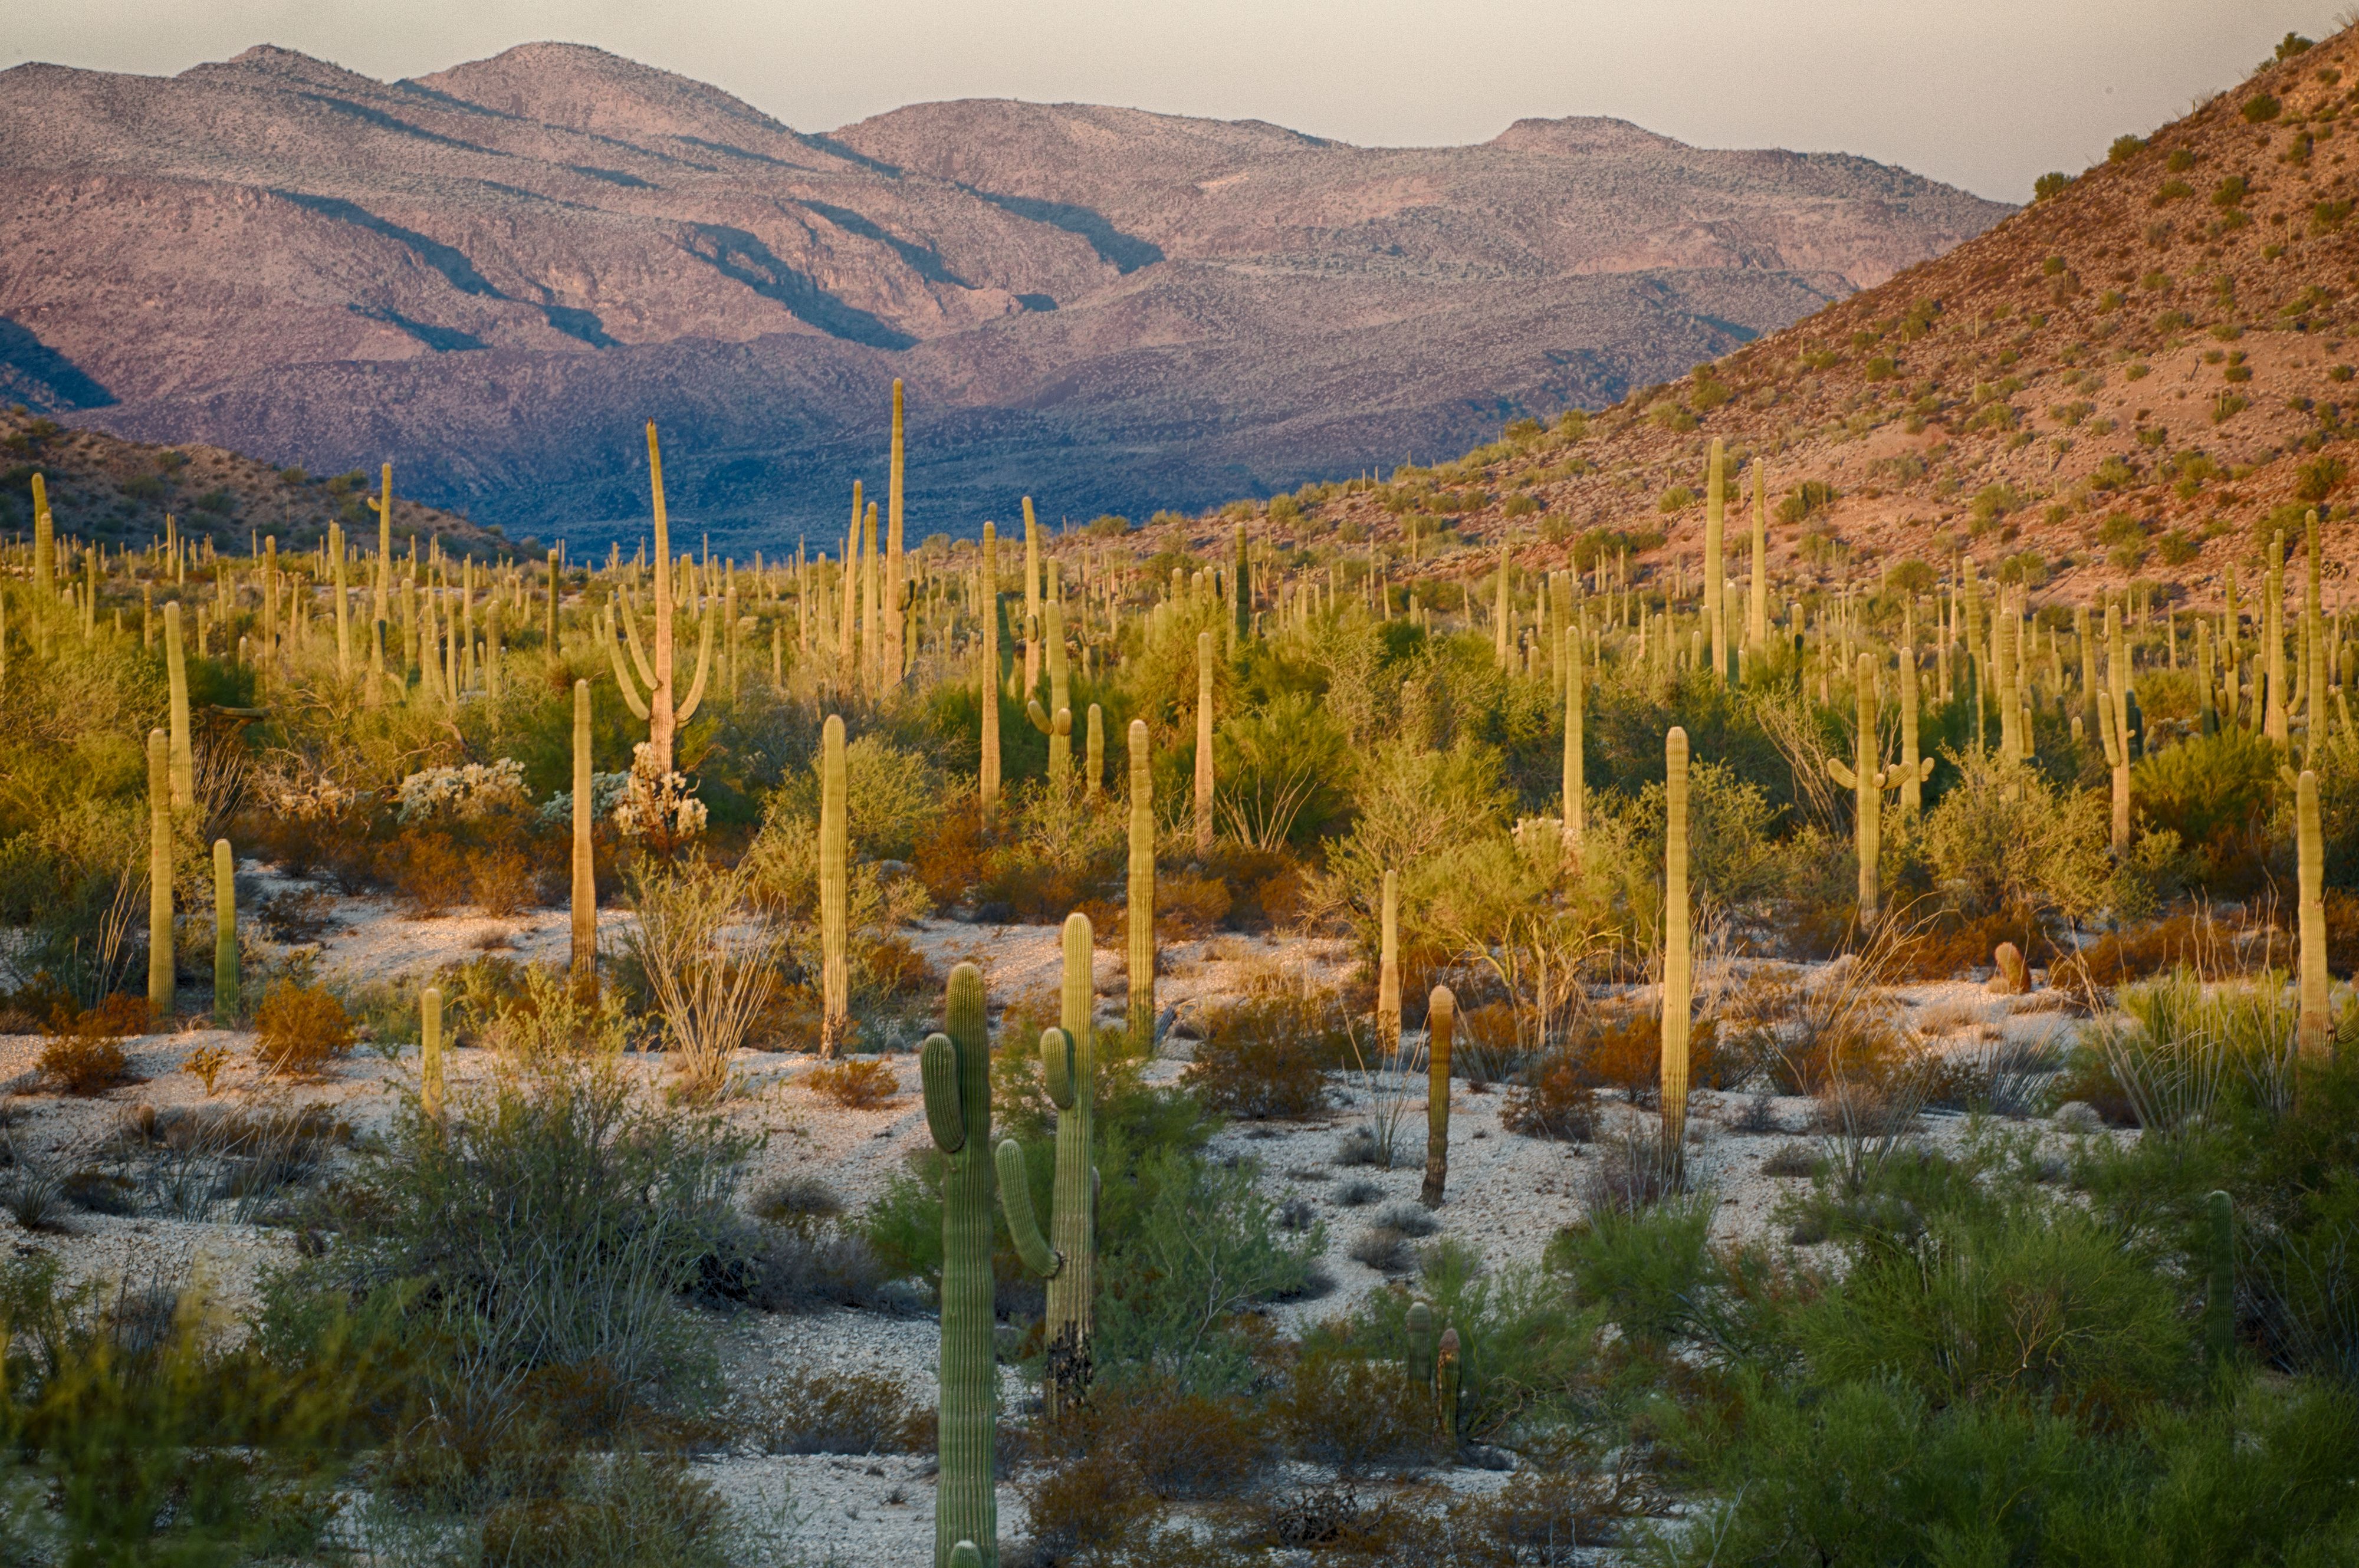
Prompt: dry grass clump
<box><xmin>734</xmin><ymin>1371</ymin><xmax>931</xmax><ymax>1455</ymax></box>
<box><xmin>806</xmin><ymin>1058</ymin><xmax>897</xmax><ymax>1109</ymax></box>
<box><xmin>36</xmin><ymin>994</ymin><xmax>148</xmax><ymax>1095</ymax></box>
<box><xmin>252</xmin><ymin>983</ymin><xmax>354</xmax><ymax>1077</ymax></box>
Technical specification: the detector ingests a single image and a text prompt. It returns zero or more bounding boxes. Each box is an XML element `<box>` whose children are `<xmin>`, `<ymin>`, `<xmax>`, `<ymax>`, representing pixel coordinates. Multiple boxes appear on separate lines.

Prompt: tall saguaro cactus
<box><xmin>1826</xmin><ymin>652</ymin><xmax>1928</xmax><ymax>921</ymax></box>
<box><xmin>921</xmin><ymin>964</ymin><xmax>999</xmax><ymax>1568</ymax></box>
<box><xmin>1703</xmin><ymin>437</ymin><xmax>1727</xmax><ymax>682</ymax></box>
<box><xmin>147</xmin><ymin>729</ymin><xmax>174</xmax><ymax>1020</ymax></box>
<box><xmin>212</xmin><ymin>839</ymin><xmax>238</xmax><ymax>1027</ymax></box>
<box><xmin>1127</xmin><ymin>721</ymin><xmax>1156</xmax><ymax>1044</ymax></box>
<box><xmin>1194</xmin><ymin>630</ymin><xmax>1215</xmax><ymax>854</ymax></box>
<box><xmin>1421</xmin><ymin>985</ymin><xmax>1455</xmax><ymax>1208</ymax></box>
<box><xmin>980</xmin><ymin>521</ymin><xmax>1001</xmax><ymax>821</ymax></box>
<box><xmin>1747</xmin><ymin>459</ymin><xmax>1769</xmax><ymax>652</ymax></box>
<box><xmin>604</xmin><ymin>424</ymin><xmax>714</xmax><ymax>773</ymax></box>
<box><xmin>1378</xmin><ymin>869</ymin><xmax>1401</xmax><ymax>1051</ymax></box>
<box><xmin>164</xmin><ymin>600</ymin><xmax>193</xmax><ymax>809</ymax></box>
<box><xmin>2095</xmin><ymin>606</ymin><xmax>2133</xmax><ymax>857</ymax></box>
<box><xmin>571</xmin><ymin>681</ymin><xmax>597</xmax><ymax>992</ymax></box>
<box><xmin>1661</xmin><ymin>727</ymin><xmax>1691</xmax><ymax>1155</ymax></box>
<box><xmin>997</xmin><ymin>913</ymin><xmax>1098</xmax><ymax>1418</ymax></box>
<box><xmin>819</xmin><ymin>715</ymin><xmax>850</xmax><ymax>1056</ymax></box>
<box><xmin>886</xmin><ymin>379</ymin><xmax>906</xmax><ymax>684</ymax></box>
<box><xmin>1084</xmin><ymin>704</ymin><xmax>1103</xmax><ymax>798</ymax></box>
<box><xmin>1563</xmin><ymin>626</ymin><xmax>1584</xmax><ymax>858</ymax></box>
<box><xmin>2298</xmin><ymin>769</ymin><xmax>2329</xmax><ymax>1058</ymax></box>
<box><xmin>1898</xmin><ymin>634</ymin><xmax>1926</xmax><ymax>818</ymax></box>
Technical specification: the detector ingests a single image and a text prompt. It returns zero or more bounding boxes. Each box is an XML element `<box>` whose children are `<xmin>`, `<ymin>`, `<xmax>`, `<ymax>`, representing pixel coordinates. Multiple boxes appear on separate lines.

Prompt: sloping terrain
<box><xmin>1221</xmin><ymin>28</ymin><xmax>2359</xmax><ymax>605</ymax></box>
<box><xmin>0</xmin><ymin>41</ymin><xmax>2006</xmax><ymax>545</ymax></box>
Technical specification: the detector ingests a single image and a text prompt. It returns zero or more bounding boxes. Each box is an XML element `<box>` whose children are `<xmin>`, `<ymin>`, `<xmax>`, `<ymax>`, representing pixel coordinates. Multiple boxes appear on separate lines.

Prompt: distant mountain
<box><xmin>0</xmin><ymin>41</ymin><xmax>2008</xmax><ymax>550</ymax></box>
<box><xmin>1219</xmin><ymin>27</ymin><xmax>2359</xmax><ymax>606</ymax></box>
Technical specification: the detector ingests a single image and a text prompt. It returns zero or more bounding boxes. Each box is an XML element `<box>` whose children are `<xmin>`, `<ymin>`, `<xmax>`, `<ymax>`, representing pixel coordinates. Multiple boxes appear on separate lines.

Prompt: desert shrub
<box><xmin>1050</xmin><ymin>1378</ymin><xmax>1273</xmax><ymax>1500</ymax></box>
<box><xmin>1215</xmin><ymin>690</ymin><xmax>1354</xmax><ymax>849</ymax></box>
<box><xmin>806</xmin><ymin>1059</ymin><xmax>898</xmax><ymax>1109</ymax></box>
<box><xmin>2134</xmin><ymin>728</ymin><xmax>2278</xmax><ymax>889</ymax></box>
<box><xmin>622</xmin><ymin>856</ymin><xmax>785</xmax><ymax>1098</ymax></box>
<box><xmin>734</xmin><ymin>1371</ymin><xmax>929</xmax><ymax>1454</ymax></box>
<box><xmin>1020</xmin><ymin>1448</ymin><xmax>1169</xmax><ymax>1562</ymax></box>
<box><xmin>1273</xmin><ymin>1352</ymin><xmax>1447</xmax><ymax>1474</ymax></box>
<box><xmin>264</xmin><ymin>1057</ymin><xmax>753</xmax><ymax>1431</ymax></box>
<box><xmin>36</xmin><ymin>994</ymin><xmax>147</xmax><ymax>1094</ymax></box>
<box><xmin>1796</xmin><ymin>1205</ymin><xmax>2192</xmax><ymax>1422</ymax></box>
<box><xmin>1921</xmin><ymin>751</ymin><xmax>2112</xmax><ymax>922</ymax></box>
<box><xmin>1548</xmin><ymin>1197</ymin><xmax>1713</xmax><ymax>1347</ymax></box>
<box><xmin>252</xmin><ymin>983</ymin><xmax>355</xmax><ymax>1078</ymax></box>
<box><xmin>1345</xmin><ymin>1244</ymin><xmax>1600</xmax><ymax>1442</ymax></box>
<box><xmin>2049</xmin><ymin>909</ymin><xmax>2248</xmax><ymax>990</ymax></box>
<box><xmin>1182</xmin><ymin>986</ymin><xmax>1352</xmax><ymax>1118</ymax></box>
<box><xmin>1500</xmin><ymin>1047</ymin><xmax>1599</xmax><ymax>1140</ymax></box>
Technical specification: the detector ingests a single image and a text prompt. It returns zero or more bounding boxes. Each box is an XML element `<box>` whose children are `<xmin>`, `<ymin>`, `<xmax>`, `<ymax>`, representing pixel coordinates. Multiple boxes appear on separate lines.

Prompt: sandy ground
<box><xmin>0</xmin><ymin>872</ymin><xmax>2102</xmax><ymax>1565</ymax></box>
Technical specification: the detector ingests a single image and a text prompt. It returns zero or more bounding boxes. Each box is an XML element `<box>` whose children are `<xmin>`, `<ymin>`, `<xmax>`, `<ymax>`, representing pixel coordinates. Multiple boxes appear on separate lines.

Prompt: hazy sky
<box><xmin>8</xmin><ymin>1</ymin><xmax>2347</xmax><ymax>200</ymax></box>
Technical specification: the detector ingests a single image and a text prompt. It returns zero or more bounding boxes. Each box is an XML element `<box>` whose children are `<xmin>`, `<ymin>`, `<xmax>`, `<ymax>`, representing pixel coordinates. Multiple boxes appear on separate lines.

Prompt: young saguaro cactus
<box><xmin>1194</xmin><ymin>630</ymin><xmax>1215</xmax><ymax>855</ymax></box>
<box><xmin>1826</xmin><ymin>652</ymin><xmax>1929</xmax><ymax>922</ymax></box>
<box><xmin>980</xmin><ymin>521</ymin><xmax>1001</xmax><ymax>822</ymax></box>
<box><xmin>1377</xmin><ymin>869</ymin><xmax>1401</xmax><ymax>1053</ymax></box>
<box><xmin>2298</xmin><ymin>768</ymin><xmax>2329</xmax><ymax>1058</ymax></box>
<box><xmin>1898</xmin><ymin>631</ymin><xmax>1926</xmax><ymax>819</ymax></box>
<box><xmin>420</xmin><ymin>985</ymin><xmax>445</xmax><ymax>1120</ymax></box>
<box><xmin>1127</xmin><ymin>720</ymin><xmax>1156</xmax><ymax>1044</ymax></box>
<box><xmin>1563</xmin><ymin>625</ymin><xmax>1585</xmax><ymax>858</ymax></box>
<box><xmin>1662</xmin><ymin>727</ymin><xmax>1691</xmax><ymax>1155</ymax></box>
<box><xmin>212</xmin><ymin>839</ymin><xmax>238</xmax><ymax>1027</ymax></box>
<box><xmin>997</xmin><ymin>912</ymin><xmax>1098</xmax><ymax>1418</ymax></box>
<box><xmin>1421</xmin><ymin>985</ymin><xmax>1456</xmax><ymax>1208</ymax></box>
<box><xmin>147</xmin><ymin>728</ymin><xmax>175</xmax><ymax>1021</ymax></box>
<box><xmin>819</xmin><ymin>714</ymin><xmax>850</xmax><ymax>1057</ymax></box>
<box><xmin>921</xmin><ymin>964</ymin><xmax>1000</xmax><ymax>1568</ymax></box>
<box><xmin>1083</xmin><ymin>704</ymin><xmax>1103</xmax><ymax>799</ymax></box>
<box><xmin>571</xmin><ymin>680</ymin><xmax>597</xmax><ymax>994</ymax></box>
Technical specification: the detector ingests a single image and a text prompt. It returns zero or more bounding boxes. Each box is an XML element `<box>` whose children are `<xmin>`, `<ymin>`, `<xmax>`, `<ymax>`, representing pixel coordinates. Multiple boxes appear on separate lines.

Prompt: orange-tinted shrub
<box><xmin>1157</xmin><ymin>870</ymin><xmax>1232</xmax><ymax>939</ymax></box>
<box><xmin>807</xmin><ymin>1059</ymin><xmax>898</xmax><ymax>1109</ymax></box>
<box><xmin>253</xmin><ymin>982</ymin><xmax>355</xmax><ymax>1077</ymax></box>
<box><xmin>37</xmin><ymin>995</ymin><xmax>148</xmax><ymax>1095</ymax></box>
<box><xmin>471</xmin><ymin>847</ymin><xmax>538</xmax><ymax>916</ymax></box>
<box><xmin>912</xmin><ymin>800</ymin><xmax>988</xmax><ymax>908</ymax></box>
<box><xmin>2050</xmin><ymin>910</ymin><xmax>2249</xmax><ymax>990</ymax></box>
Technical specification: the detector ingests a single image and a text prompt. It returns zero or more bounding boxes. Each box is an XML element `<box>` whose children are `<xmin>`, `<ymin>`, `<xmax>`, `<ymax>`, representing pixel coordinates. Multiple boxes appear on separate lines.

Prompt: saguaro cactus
<box><xmin>1024</xmin><ymin>601</ymin><xmax>1073</xmax><ymax>775</ymax></box>
<box><xmin>604</xmin><ymin>424</ymin><xmax>714</xmax><ymax>773</ymax></box>
<box><xmin>1826</xmin><ymin>652</ymin><xmax>1928</xmax><ymax>921</ymax></box>
<box><xmin>2095</xmin><ymin>606</ymin><xmax>2133</xmax><ymax>857</ymax></box>
<box><xmin>1704</xmin><ymin>437</ymin><xmax>1727</xmax><ymax>682</ymax></box>
<box><xmin>420</xmin><ymin>985</ymin><xmax>445</xmax><ymax>1120</ymax></box>
<box><xmin>1747</xmin><ymin>458</ymin><xmax>1769</xmax><ymax>651</ymax></box>
<box><xmin>2298</xmin><ymin>769</ymin><xmax>2329</xmax><ymax>1057</ymax></box>
<box><xmin>820</xmin><ymin>715</ymin><xmax>850</xmax><ymax>1056</ymax></box>
<box><xmin>1563</xmin><ymin>626</ymin><xmax>1584</xmax><ymax>857</ymax></box>
<box><xmin>1083</xmin><ymin>704</ymin><xmax>1104</xmax><ymax>799</ymax></box>
<box><xmin>920</xmin><ymin>964</ymin><xmax>998</xmax><ymax>1568</ymax></box>
<box><xmin>1378</xmin><ymin>869</ymin><xmax>1401</xmax><ymax>1052</ymax></box>
<box><xmin>1231</xmin><ymin>521</ymin><xmax>1252</xmax><ymax>646</ymax></box>
<box><xmin>165</xmin><ymin>601</ymin><xmax>193</xmax><ymax>808</ymax></box>
<box><xmin>147</xmin><ymin>729</ymin><xmax>174</xmax><ymax>1021</ymax></box>
<box><xmin>212</xmin><ymin>839</ymin><xmax>238</xmax><ymax>1027</ymax></box>
<box><xmin>571</xmin><ymin>680</ymin><xmax>597</xmax><ymax>992</ymax></box>
<box><xmin>980</xmin><ymin>521</ymin><xmax>1001</xmax><ymax>821</ymax></box>
<box><xmin>1421</xmin><ymin>985</ymin><xmax>1455</xmax><ymax>1208</ymax></box>
<box><xmin>997</xmin><ymin>912</ymin><xmax>1098</xmax><ymax>1418</ymax></box>
<box><xmin>1662</xmin><ymin>727</ymin><xmax>1691</xmax><ymax>1155</ymax></box>
<box><xmin>1127</xmin><ymin>721</ymin><xmax>1156</xmax><ymax>1043</ymax></box>
<box><xmin>1898</xmin><ymin>635</ymin><xmax>1926</xmax><ymax>818</ymax></box>
<box><xmin>1194</xmin><ymin>630</ymin><xmax>1215</xmax><ymax>855</ymax></box>
<box><xmin>2203</xmin><ymin>1189</ymin><xmax>2235</xmax><ymax>1364</ymax></box>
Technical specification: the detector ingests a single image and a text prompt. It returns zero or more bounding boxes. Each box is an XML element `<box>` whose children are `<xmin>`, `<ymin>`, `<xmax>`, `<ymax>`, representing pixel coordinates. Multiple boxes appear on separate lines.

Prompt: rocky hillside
<box><xmin>0</xmin><ymin>41</ymin><xmax>2005</xmax><ymax>545</ymax></box>
<box><xmin>0</xmin><ymin>407</ymin><xmax>501</xmax><ymax>557</ymax></box>
<box><xmin>1214</xmin><ymin>28</ymin><xmax>2358</xmax><ymax>609</ymax></box>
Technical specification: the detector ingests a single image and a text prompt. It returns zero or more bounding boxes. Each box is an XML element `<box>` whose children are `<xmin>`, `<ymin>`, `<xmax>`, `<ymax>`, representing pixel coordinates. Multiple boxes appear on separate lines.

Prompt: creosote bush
<box><xmin>251</xmin><ymin>982</ymin><xmax>355</xmax><ymax>1077</ymax></box>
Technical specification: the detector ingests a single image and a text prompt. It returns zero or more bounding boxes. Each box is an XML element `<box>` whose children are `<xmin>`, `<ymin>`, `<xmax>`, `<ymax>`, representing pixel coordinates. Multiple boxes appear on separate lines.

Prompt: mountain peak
<box><xmin>413</xmin><ymin>41</ymin><xmax>794</xmax><ymax>143</ymax></box>
<box><xmin>1487</xmin><ymin>116</ymin><xmax>1685</xmax><ymax>156</ymax></box>
<box><xmin>179</xmin><ymin>44</ymin><xmax>381</xmax><ymax>94</ymax></box>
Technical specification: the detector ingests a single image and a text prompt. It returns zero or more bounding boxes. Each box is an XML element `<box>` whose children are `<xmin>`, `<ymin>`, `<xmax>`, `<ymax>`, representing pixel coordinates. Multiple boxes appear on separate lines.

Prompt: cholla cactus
<box><xmin>996</xmin><ymin>913</ymin><xmax>1098</xmax><ymax>1418</ymax></box>
<box><xmin>1826</xmin><ymin>652</ymin><xmax>1930</xmax><ymax>921</ymax></box>
<box><xmin>612</xmin><ymin>744</ymin><xmax>706</xmax><ymax>846</ymax></box>
<box><xmin>397</xmin><ymin>758</ymin><xmax>528</xmax><ymax>824</ymax></box>
<box><xmin>921</xmin><ymin>964</ymin><xmax>999</xmax><ymax>1567</ymax></box>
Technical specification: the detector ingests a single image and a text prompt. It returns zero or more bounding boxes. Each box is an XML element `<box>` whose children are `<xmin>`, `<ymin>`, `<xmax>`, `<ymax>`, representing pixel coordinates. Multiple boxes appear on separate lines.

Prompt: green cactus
<box><xmin>147</xmin><ymin>728</ymin><xmax>174</xmax><ymax>1021</ymax></box>
<box><xmin>1231</xmin><ymin>521</ymin><xmax>1251</xmax><ymax>647</ymax></box>
<box><xmin>2204</xmin><ymin>1188</ymin><xmax>2235</xmax><ymax>1365</ymax></box>
<box><xmin>1826</xmin><ymin>652</ymin><xmax>1929</xmax><ymax>921</ymax></box>
<box><xmin>1127</xmin><ymin>721</ymin><xmax>1156</xmax><ymax>1044</ymax></box>
<box><xmin>421</xmin><ymin>984</ymin><xmax>444</xmax><ymax>1120</ymax></box>
<box><xmin>1662</xmin><ymin>726</ymin><xmax>1690</xmax><ymax>1155</ymax></box>
<box><xmin>2299</xmin><ymin>769</ymin><xmax>2329</xmax><ymax>1057</ymax></box>
<box><xmin>980</xmin><ymin>521</ymin><xmax>1001</xmax><ymax>823</ymax></box>
<box><xmin>820</xmin><ymin>714</ymin><xmax>850</xmax><ymax>1056</ymax></box>
<box><xmin>164</xmin><ymin>600</ymin><xmax>193</xmax><ymax>809</ymax></box>
<box><xmin>1747</xmin><ymin>458</ymin><xmax>1769</xmax><ymax>652</ymax></box>
<box><xmin>31</xmin><ymin>471</ymin><xmax>53</xmax><ymax>607</ymax></box>
<box><xmin>212</xmin><ymin>839</ymin><xmax>238</xmax><ymax>1027</ymax></box>
<box><xmin>571</xmin><ymin>679</ymin><xmax>597</xmax><ymax>994</ymax></box>
<box><xmin>1704</xmin><ymin>436</ymin><xmax>1727</xmax><ymax>682</ymax></box>
<box><xmin>2198</xmin><ymin>617</ymin><xmax>2218</xmax><ymax>737</ymax></box>
<box><xmin>1378</xmin><ymin>869</ymin><xmax>1401</xmax><ymax>1052</ymax></box>
<box><xmin>2265</xmin><ymin>531</ymin><xmax>2288</xmax><ymax>745</ymax></box>
<box><xmin>1194</xmin><ymin>631</ymin><xmax>1215</xmax><ymax>855</ymax></box>
<box><xmin>1898</xmin><ymin>627</ymin><xmax>1925</xmax><ymax>819</ymax></box>
<box><xmin>1435</xmin><ymin>1325</ymin><xmax>1463</xmax><ymax>1447</ymax></box>
<box><xmin>948</xmin><ymin>1545</ymin><xmax>983</xmax><ymax>1568</ymax></box>
<box><xmin>1563</xmin><ymin>625</ymin><xmax>1584</xmax><ymax>856</ymax></box>
<box><xmin>2095</xmin><ymin>607</ymin><xmax>2133</xmax><ymax>857</ymax></box>
<box><xmin>1421</xmin><ymin>984</ymin><xmax>1454</xmax><ymax>1208</ymax></box>
<box><xmin>1083</xmin><ymin>704</ymin><xmax>1103</xmax><ymax>799</ymax></box>
<box><xmin>921</xmin><ymin>963</ymin><xmax>999</xmax><ymax>1568</ymax></box>
<box><xmin>332</xmin><ymin>523</ymin><xmax>351</xmax><ymax>681</ymax></box>
<box><xmin>603</xmin><ymin>425</ymin><xmax>712</xmax><ymax>773</ymax></box>
<box><xmin>997</xmin><ymin>912</ymin><xmax>1098</xmax><ymax>1418</ymax></box>
<box><xmin>1406</xmin><ymin>1300</ymin><xmax>1434</xmax><ymax>1388</ymax></box>
<box><xmin>1024</xmin><ymin>601</ymin><xmax>1073</xmax><ymax>774</ymax></box>
<box><xmin>888</xmin><ymin>379</ymin><xmax>906</xmax><ymax>681</ymax></box>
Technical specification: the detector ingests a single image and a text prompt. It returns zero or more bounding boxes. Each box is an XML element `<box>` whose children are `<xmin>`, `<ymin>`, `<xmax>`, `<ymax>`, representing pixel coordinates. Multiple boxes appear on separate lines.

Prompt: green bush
<box><xmin>1546</xmin><ymin>1198</ymin><xmax>1712</xmax><ymax>1348</ymax></box>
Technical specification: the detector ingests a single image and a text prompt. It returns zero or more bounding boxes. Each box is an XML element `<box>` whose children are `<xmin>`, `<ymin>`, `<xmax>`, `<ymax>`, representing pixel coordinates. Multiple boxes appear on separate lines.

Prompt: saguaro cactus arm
<box><xmin>921</xmin><ymin>1033</ymin><xmax>966</xmax><ymax>1152</ymax></box>
<box><xmin>603</xmin><ymin>609</ymin><xmax>652</xmax><ymax>721</ymax></box>
<box><xmin>1826</xmin><ymin>757</ymin><xmax>1858</xmax><ymax>791</ymax></box>
<box><xmin>996</xmin><ymin>1138</ymin><xmax>1063</xmax><ymax>1278</ymax></box>
<box><xmin>673</xmin><ymin>606</ymin><xmax>716</xmax><ymax>726</ymax></box>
